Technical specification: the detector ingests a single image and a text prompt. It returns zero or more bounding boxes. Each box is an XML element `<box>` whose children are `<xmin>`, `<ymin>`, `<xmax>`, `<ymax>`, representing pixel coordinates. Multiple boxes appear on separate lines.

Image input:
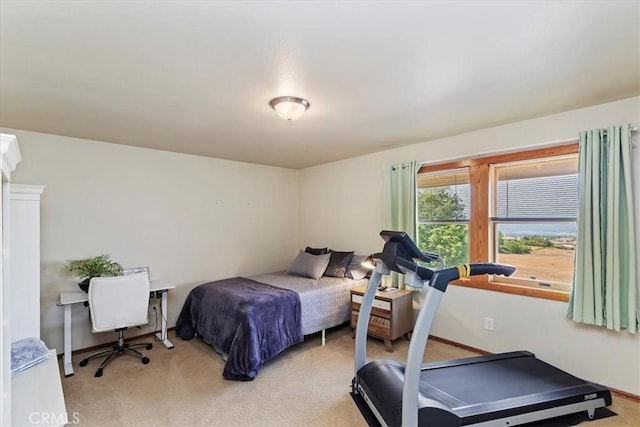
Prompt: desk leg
<box><xmin>155</xmin><ymin>290</ymin><xmax>174</xmax><ymax>349</ymax></box>
<box><xmin>63</xmin><ymin>304</ymin><xmax>74</xmax><ymax>377</ymax></box>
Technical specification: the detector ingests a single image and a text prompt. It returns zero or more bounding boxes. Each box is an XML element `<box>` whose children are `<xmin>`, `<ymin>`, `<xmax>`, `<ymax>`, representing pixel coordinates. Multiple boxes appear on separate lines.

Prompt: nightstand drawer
<box><xmin>351</xmin><ymin>293</ymin><xmax>391</xmax><ymax>311</ymax></box>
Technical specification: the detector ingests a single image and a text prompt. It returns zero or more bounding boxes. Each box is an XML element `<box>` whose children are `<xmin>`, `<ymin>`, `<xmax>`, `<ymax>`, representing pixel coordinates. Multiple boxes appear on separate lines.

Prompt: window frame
<box><xmin>417</xmin><ymin>143</ymin><xmax>579</xmax><ymax>302</ymax></box>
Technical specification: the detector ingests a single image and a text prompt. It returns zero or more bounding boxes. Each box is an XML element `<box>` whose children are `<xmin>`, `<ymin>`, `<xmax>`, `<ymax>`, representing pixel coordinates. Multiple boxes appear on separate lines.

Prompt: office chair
<box><xmin>79</xmin><ymin>272</ymin><xmax>153</xmax><ymax>377</ymax></box>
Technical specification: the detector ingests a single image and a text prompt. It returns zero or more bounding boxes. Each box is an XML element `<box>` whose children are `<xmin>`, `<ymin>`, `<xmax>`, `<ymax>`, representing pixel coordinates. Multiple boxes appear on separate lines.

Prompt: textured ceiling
<box><xmin>1</xmin><ymin>1</ymin><xmax>638</xmax><ymax>169</ymax></box>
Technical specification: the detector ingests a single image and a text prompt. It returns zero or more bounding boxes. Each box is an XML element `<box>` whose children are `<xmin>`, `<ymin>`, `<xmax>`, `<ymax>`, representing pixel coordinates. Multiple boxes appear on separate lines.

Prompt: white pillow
<box><xmin>287</xmin><ymin>250</ymin><xmax>331</xmax><ymax>279</ymax></box>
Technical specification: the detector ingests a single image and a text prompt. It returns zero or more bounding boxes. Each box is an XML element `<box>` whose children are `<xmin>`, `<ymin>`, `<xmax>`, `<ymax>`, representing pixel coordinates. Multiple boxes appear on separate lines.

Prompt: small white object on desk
<box><xmin>384</xmin><ymin>287</ymin><xmax>400</xmax><ymax>294</ymax></box>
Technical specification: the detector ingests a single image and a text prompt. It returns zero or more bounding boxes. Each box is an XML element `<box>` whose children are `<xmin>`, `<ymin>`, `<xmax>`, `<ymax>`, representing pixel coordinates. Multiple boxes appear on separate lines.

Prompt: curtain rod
<box><xmin>600</xmin><ymin>126</ymin><xmax>638</xmax><ymax>149</ymax></box>
<box><xmin>601</xmin><ymin>125</ymin><xmax>638</xmax><ymax>134</ymax></box>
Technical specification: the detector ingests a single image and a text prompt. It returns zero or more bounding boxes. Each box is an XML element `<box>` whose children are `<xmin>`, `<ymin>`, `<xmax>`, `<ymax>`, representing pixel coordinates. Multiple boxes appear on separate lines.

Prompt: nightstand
<box><xmin>350</xmin><ymin>285</ymin><xmax>413</xmax><ymax>352</ymax></box>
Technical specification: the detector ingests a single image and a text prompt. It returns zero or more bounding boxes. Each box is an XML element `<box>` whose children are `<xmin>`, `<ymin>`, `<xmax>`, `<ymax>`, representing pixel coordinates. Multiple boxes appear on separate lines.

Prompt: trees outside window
<box><xmin>417</xmin><ymin>169</ymin><xmax>469</xmax><ymax>267</ymax></box>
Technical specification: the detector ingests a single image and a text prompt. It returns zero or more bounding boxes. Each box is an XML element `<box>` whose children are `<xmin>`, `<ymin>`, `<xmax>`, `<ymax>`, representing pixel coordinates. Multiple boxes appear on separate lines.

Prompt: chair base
<box><xmin>79</xmin><ymin>329</ymin><xmax>152</xmax><ymax>377</ymax></box>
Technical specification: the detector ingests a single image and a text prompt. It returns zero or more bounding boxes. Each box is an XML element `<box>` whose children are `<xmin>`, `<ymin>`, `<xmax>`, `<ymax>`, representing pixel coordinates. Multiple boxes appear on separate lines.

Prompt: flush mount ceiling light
<box><xmin>269</xmin><ymin>96</ymin><xmax>310</xmax><ymax>122</ymax></box>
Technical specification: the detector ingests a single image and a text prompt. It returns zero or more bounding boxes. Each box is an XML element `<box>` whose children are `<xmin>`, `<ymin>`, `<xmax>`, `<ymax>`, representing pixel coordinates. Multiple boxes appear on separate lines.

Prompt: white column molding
<box><xmin>10</xmin><ymin>184</ymin><xmax>45</xmax><ymax>342</ymax></box>
<box><xmin>10</xmin><ymin>184</ymin><xmax>46</xmax><ymax>201</ymax></box>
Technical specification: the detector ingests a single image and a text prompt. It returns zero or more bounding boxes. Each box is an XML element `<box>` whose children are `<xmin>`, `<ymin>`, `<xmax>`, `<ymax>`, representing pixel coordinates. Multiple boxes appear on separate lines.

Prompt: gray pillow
<box><xmin>288</xmin><ymin>251</ymin><xmax>331</xmax><ymax>280</ymax></box>
<box><xmin>346</xmin><ymin>255</ymin><xmax>369</xmax><ymax>280</ymax></box>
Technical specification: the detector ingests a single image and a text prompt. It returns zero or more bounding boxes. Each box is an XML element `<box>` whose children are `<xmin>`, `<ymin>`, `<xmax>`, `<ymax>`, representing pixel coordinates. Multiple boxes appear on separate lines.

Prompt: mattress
<box><xmin>250</xmin><ymin>271</ymin><xmax>369</xmax><ymax>335</ymax></box>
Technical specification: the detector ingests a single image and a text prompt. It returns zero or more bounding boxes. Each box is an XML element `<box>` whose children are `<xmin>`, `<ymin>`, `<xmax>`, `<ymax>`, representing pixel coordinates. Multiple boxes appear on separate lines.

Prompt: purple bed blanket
<box><xmin>175</xmin><ymin>277</ymin><xmax>303</xmax><ymax>380</ymax></box>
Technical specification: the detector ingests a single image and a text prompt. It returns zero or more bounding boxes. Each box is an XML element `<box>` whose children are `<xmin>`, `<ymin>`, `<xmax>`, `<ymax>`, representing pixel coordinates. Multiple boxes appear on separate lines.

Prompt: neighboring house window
<box><xmin>417</xmin><ymin>168</ymin><xmax>470</xmax><ymax>267</ymax></box>
<box><xmin>417</xmin><ymin>144</ymin><xmax>578</xmax><ymax>301</ymax></box>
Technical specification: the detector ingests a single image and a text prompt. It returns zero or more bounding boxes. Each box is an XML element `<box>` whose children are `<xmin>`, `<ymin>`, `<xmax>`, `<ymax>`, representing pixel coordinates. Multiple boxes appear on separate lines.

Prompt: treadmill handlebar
<box><xmin>375</xmin><ymin>232</ymin><xmax>514</xmax><ymax>291</ymax></box>
<box><xmin>467</xmin><ymin>263</ymin><xmax>516</xmax><ymax>277</ymax></box>
<box><xmin>430</xmin><ymin>263</ymin><xmax>516</xmax><ymax>292</ymax></box>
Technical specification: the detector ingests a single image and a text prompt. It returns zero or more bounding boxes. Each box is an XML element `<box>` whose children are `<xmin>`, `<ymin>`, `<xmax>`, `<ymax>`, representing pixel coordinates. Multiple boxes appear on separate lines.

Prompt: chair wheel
<box><xmin>79</xmin><ymin>359</ymin><xmax>88</xmax><ymax>367</ymax></box>
<box><xmin>146</xmin><ymin>344</ymin><xmax>153</xmax><ymax>350</ymax></box>
<box><xmin>142</xmin><ymin>357</ymin><xmax>150</xmax><ymax>364</ymax></box>
<box><xmin>95</xmin><ymin>368</ymin><xmax>103</xmax><ymax>377</ymax></box>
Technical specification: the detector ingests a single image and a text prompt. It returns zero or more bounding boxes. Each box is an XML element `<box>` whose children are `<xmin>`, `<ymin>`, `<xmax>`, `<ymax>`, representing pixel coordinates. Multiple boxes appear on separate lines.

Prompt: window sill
<box><xmin>450</xmin><ymin>278</ymin><xmax>570</xmax><ymax>302</ymax></box>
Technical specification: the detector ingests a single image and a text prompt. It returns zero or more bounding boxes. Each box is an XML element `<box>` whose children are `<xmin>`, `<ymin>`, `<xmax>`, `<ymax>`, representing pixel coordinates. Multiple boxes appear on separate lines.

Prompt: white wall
<box><xmin>299</xmin><ymin>96</ymin><xmax>640</xmax><ymax>395</ymax></box>
<box><xmin>2</xmin><ymin>128</ymin><xmax>300</xmax><ymax>353</ymax></box>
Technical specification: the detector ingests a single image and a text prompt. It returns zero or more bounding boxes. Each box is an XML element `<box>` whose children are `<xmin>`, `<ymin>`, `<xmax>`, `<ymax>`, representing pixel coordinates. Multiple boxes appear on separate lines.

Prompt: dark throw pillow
<box><xmin>305</xmin><ymin>246</ymin><xmax>329</xmax><ymax>255</ymax></box>
<box><xmin>324</xmin><ymin>250</ymin><xmax>354</xmax><ymax>278</ymax></box>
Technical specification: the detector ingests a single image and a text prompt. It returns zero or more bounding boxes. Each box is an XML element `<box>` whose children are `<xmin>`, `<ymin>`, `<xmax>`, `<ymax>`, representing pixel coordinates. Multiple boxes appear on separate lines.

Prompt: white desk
<box><xmin>58</xmin><ymin>280</ymin><xmax>175</xmax><ymax>377</ymax></box>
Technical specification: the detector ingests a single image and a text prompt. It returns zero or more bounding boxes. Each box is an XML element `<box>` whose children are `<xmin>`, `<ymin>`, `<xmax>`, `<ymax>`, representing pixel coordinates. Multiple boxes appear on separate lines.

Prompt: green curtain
<box><xmin>383</xmin><ymin>161</ymin><xmax>418</xmax><ymax>288</ymax></box>
<box><xmin>568</xmin><ymin>124</ymin><xmax>638</xmax><ymax>333</ymax></box>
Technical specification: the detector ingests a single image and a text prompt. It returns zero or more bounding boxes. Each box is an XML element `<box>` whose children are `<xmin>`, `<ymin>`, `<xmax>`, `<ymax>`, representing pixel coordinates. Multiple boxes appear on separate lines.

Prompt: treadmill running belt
<box><xmin>420</xmin><ymin>353</ymin><xmax>588</xmax><ymax>406</ymax></box>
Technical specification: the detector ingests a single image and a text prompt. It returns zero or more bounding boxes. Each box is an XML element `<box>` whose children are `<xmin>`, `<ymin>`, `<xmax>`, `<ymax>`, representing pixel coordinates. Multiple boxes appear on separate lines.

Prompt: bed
<box><xmin>175</xmin><ymin>250</ymin><xmax>370</xmax><ymax>381</ymax></box>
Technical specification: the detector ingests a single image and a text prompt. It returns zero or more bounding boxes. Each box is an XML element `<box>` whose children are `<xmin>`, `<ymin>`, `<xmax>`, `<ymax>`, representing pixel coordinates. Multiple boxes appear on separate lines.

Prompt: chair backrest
<box><xmin>88</xmin><ymin>272</ymin><xmax>151</xmax><ymax>333</ymax></box>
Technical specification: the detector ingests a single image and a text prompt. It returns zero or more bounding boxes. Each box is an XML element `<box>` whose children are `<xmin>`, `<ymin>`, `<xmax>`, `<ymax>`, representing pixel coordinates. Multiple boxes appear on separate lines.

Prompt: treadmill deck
<box><xmin>355</xmin><ymin>351</ymin><xmax>612</xmax><ymax>426</ymax></box>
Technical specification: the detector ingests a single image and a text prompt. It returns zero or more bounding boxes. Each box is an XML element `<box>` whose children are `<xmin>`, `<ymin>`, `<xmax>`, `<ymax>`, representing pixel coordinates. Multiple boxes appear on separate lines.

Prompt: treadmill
<box><xmin>351</xmin><ymin>231</ymin><xmax>612</xmax><ymax>426</ymax></box>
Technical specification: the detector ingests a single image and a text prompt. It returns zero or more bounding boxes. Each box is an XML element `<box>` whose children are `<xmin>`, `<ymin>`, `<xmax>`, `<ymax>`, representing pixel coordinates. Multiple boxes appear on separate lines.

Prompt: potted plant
<box><xmin>64</xmin><ymin>254</ymin><xmax>124</xmax><ymax>292</ymax></box>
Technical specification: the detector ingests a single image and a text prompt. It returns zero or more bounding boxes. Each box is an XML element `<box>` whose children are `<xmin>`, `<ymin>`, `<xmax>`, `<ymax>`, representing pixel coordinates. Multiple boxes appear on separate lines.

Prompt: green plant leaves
<box><xmin>64</xmin><ymin>254</ymin><xmax>123</xmax><ymax>280</ymax></box>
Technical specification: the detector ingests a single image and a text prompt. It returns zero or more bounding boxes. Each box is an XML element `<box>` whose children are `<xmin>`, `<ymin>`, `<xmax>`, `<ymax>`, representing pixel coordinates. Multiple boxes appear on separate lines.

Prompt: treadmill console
<box><xmin>378</xmin><ymin>230</ymin><xmax>441</xmax><ymax>275</ymax></box>
<box><xmin>380</xmin><ymin>230</ymin><xmax>423</xmax><ymax>259</ymax></box>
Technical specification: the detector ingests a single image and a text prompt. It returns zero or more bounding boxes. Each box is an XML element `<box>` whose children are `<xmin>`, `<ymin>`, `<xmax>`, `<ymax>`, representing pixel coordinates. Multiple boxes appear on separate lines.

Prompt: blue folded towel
<box><xmin>11</xmin><ymin>337</ymin><xmax>50</xmax><ymax>376</ymax></box>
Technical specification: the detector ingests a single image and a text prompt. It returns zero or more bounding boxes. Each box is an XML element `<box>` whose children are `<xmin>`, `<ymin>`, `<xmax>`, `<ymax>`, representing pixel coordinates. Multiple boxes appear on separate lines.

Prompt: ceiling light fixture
<box><xmin>269</xmin><ymin>96</ymin><xmax>310</xmax><ymax>122</ymax></box>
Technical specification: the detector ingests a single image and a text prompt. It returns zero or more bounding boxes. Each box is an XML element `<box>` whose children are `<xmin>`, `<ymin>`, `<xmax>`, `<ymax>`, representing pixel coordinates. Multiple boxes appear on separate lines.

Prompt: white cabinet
<box><xmin>10</xmin><ymin>184</ymin><xmax>45</xmax><ymax>342</ymax></box>
<box><xmin>1</xmin><ymin>135</ymin><xmax>64</xmax><ymax>426</ymax></box>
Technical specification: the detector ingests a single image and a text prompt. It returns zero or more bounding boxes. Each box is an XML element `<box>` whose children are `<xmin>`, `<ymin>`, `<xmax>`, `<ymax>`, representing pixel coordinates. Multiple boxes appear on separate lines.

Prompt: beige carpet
<box><xmin>60</xmin><ymin>325</ymin><xmax>639</xmax><ymax>426</ymax></box>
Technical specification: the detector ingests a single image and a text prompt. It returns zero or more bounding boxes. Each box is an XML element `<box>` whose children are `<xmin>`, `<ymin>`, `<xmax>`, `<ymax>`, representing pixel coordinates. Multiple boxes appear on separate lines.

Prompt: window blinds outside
<box><xmin>417</xmin><ymin>168</ymin><xmax>470</xmax><ymax>221</ymax></box>
<box><xmin>493</xmin><ymin>156</ymin><xmax>578</xmax><ymax>220</ymax></box>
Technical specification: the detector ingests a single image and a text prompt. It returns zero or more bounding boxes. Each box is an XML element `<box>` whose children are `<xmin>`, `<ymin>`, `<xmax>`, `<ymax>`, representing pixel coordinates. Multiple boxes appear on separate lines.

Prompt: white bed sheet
<box><xmin>249</xmin><ymin>271</ymin><xmax>368</xmax><ymax>336</ymax></box>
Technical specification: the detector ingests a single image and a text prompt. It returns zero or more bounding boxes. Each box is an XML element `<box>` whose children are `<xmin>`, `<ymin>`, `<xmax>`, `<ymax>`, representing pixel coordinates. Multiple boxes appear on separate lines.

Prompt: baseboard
<box><xmin>58</xmin><ymin>327</ymin><xmax>176</xmax><ymax>358</ymax></box>
<box><xmin>608</xmin><ymin>387</ymin><xmax>640</xmax><ymax>403</ymax></box>
<box><xmin>428</xmin><ymin>334</ymin><xmax>640</xmax><ymax>403</ymax></box>
<box><xmin>429</xmin><ymin>334</ymin><xmax>492</xmax><ymax>356</ymax></box>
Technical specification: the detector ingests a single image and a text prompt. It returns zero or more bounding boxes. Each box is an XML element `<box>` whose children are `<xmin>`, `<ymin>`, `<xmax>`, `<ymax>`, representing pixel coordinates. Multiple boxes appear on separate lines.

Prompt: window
<box><xmin>417</xmin><ymin>144</ymin><xmax>579</xmax><ymax>301</ymax></box>
<box><xmin>417</xmin><ymin>168</ymin><xmax>470</xmax><ymax>267</ymax></box>
<box><xmin>492</xmin><ymin>156</ymin><xmax>578</xmax><ymax>292</ymax></box>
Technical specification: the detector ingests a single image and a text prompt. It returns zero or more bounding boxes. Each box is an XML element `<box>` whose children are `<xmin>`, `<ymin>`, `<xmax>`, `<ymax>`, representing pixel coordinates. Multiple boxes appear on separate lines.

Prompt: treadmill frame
<box><xmin>352</xmin><ymin>243</ymin><xmax>610</xmax><ymax>426</ymax></box>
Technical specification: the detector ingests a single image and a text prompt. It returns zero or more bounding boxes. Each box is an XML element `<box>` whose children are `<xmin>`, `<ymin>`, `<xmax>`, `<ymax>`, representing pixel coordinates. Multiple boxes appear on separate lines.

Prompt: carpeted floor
<box><xmin>60</xmin><ymin>325</ymin><xmax>640</xmax><ymax>426</ymax></box>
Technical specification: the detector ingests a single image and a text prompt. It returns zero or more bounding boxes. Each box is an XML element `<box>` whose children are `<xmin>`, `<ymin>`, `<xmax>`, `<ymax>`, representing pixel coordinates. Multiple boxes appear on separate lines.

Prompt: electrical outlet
<box><xmin>484</xmin><ymin>317</ymin><xmax>495</xmax><ymax>331</ymax></box>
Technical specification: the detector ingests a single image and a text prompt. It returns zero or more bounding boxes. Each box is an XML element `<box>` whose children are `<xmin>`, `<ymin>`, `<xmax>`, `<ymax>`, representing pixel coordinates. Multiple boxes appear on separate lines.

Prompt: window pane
<box><xmin>495</xmin><ymin>157</ymin><xmax>578</xmax><ymax>219</ymax></box>
<box><xmin>417</xmin><ymin>168</ymin><xmax>470</xmax><ymax>221</ymax></box>
<box><xmin>418</xmin><ymin>223</ymin><xmax>468</xmax><ymax>267</ymax></box>
<box><xmin>495</xmin><ymin>223</ymin><xmax>576</xmax><ymax>285</ymax></box>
